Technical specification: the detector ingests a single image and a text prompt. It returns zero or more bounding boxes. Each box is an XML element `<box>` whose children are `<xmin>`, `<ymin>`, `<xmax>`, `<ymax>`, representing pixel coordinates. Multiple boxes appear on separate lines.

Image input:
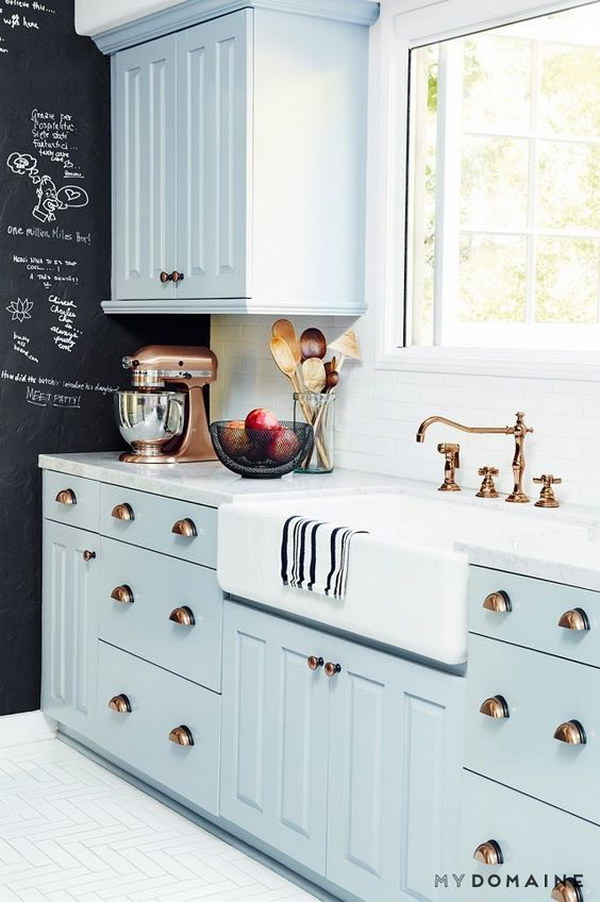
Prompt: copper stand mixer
<box><xmin>115</xmin><ymin>345</ymin><xmax>218</xmax><ymax>463</ymax></box>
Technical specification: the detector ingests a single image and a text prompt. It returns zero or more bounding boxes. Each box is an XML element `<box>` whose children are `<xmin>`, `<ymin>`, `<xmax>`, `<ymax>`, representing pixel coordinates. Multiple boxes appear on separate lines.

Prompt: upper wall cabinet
<box><xmin>97</xmin><ymin>0</ymin><xmax>380</xmax><ymax>315</ymax></box>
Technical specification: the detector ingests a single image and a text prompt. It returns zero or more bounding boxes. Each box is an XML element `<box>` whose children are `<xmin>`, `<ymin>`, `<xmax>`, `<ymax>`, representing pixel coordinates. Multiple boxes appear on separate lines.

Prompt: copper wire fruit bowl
<box><xmin>210</xmin><ymin>421</ymin><xmax>313</xmax><ymax>479</ymax></box>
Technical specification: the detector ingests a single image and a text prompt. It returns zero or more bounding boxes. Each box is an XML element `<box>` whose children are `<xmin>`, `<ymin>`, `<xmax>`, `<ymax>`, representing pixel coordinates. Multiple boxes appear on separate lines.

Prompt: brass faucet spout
<box><xmin>416</xmin><ymin>411</ymin><xmax>533</xmax><ymax>503</ymax></box>
<box><xmin>416</xmin><ymin>415</ymin><xmax>512</xmax><ymax>443</ymax></box>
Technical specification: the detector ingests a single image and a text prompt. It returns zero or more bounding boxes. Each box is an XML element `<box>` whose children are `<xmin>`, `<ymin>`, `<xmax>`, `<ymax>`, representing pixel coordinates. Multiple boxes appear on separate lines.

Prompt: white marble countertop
<box><xmin>39</xmin><ymin>451</ymin><xmax>600</xmax><ymax>592</ymax></box>
<box><xmin>38</xmin><ymin>451</ymin><xmax>408</xmax><ymax>505</ymax></box>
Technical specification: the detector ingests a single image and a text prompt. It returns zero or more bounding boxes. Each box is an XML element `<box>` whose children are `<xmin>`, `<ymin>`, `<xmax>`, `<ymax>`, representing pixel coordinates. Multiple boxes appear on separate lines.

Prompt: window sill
<box><xmin>376</xmin><ymin>346</ymin><xmax>600</xmax><ymax>382</ymax></box>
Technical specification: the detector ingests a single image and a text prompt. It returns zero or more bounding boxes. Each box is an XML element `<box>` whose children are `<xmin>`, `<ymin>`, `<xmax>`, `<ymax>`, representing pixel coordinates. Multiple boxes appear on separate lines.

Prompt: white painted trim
<box><xmin>90</xmin><ymin>0</ymin><xmax>380</xmax><ymax>54</ymax></box>
<box><xmin>371</xmin><ymin>0</ymin><xmax>600</xmax><ymax>381</ymax></box>
<box><xmin>376</xmin><ymin>346</ymin><xmax>600</xmax><ymax>381</ymax></box>
<box><xmin>102</xmin><ymin>299</ymin><xmax>367</xmax><ymax>315</ymax></box>
<box><xmin>0</xmin><ymin>711</ymin><xmax>57</xmax><ymax>749</ymax></box>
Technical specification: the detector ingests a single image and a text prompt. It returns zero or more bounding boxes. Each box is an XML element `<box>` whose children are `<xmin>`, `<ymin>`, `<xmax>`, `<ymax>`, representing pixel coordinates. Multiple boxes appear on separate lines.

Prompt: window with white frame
<box><xmin>406</xmin><ymin>4</ymin><xmax>600</xmax><ymax>351</ymax></box>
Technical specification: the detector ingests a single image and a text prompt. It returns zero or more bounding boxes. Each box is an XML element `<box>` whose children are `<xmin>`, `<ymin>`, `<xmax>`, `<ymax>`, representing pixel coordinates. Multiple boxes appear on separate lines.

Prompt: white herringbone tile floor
<box><xmin>0</xmin><ymin>738</ymin><xmax>318</xmax><ymax>902</ymax></box>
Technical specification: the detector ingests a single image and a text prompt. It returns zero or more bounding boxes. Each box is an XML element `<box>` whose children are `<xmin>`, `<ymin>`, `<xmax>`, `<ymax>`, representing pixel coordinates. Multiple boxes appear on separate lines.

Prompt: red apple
<box><xmin>245</xmin><ymin>408</ymin><xmax>280</xmax><ymax>431</ymax></box>
<box><xmin>266</xmin><ymin>426</ymin><xmax>301</xmax><ymax>463</ymax></box>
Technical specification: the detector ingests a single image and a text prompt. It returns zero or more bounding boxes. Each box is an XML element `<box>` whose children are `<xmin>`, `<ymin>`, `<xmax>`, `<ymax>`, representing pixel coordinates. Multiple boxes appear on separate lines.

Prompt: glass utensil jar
<box><xmin>293</xmin><ymin>391</ymin><xmax>335</xmax><ymax>473</ymax></box>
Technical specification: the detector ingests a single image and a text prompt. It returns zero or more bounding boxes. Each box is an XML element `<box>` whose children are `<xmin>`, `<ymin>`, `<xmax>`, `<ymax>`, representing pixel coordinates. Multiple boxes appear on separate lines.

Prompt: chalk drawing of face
<box><xmin>32</xmin><ymin>175</ymin><xmax>67</xmax><ymax>223</ymax></box>
<box><xmin>6</xmin><ymin>152</ymin><xmax>38</xmax><ymax>177</ymax></box>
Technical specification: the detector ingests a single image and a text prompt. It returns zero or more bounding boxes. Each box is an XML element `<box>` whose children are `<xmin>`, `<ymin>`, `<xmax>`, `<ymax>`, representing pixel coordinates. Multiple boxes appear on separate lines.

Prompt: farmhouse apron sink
<box><xmin>218</xmin><ymin>491</ymin><xmax>586</xmax><ymax>666</ymax></box>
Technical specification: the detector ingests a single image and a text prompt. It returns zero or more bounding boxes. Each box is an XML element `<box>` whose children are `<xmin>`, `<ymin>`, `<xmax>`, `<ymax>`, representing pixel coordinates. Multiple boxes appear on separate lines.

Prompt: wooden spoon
<box><xmin>325</xmin><ymin>369</ymin><xmax>339</xmax><ymax>391</ymax></box>
<box><xmin>299</xmin><ymin>327</ymin><xmax>327</xmax><ymax>360</ymax></box>
<box><xmin>302</xmin><ymin>357</ymin><xmax>326</xmax><ymax>392</ymax></box>
<box><xmin>272</xmin><ymin>319</ymin><xmax>301</xmax><ymax>366</ymax></box>
<box><xmin>270</xmin><ymin>336</ymin><xmax>330</xmax><ymax>469</ymax></box>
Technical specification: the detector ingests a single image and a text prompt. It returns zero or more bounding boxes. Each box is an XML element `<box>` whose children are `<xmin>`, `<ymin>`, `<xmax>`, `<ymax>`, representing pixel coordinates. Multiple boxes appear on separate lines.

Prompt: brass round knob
<box><xmin>108</xmin><ymin>694</ymin><xmax>131</xmax><ymax>713</ymax></box>
<box><xmin>558</xmin><ymin>608</ymin><xmax>590</xmax><ymax>631</ymax></box>
<box><xmin>110</xmin><ymin>585</ymin><xmax>134</xmax><ymax>604</ymax></box>
<box><xmin>171</xmin><ymin>270</ymin><xmax>184</xmax><ymax>283</ymax></box>
<box><xmin>482</xmin><ymin>591</ymin><xmax>512</xmax><ymax>613</ymax></box>
<box><xmin>479</xmin><ymin>695</ymin><xmax>510</xmax><ymax>719</ymax></box>
<box><xmin>82</xmin><ymin>550</ymin><xmax>96</xmax><ymax>562</ymax></box>
<box><xmin>55</xmin><ymin>488</ymin><xmax>77</xmax><ymax>505</ymax></box>
<box><xmin>111</xmin><ymin>503</ymin><xmax>134</xmax><ymax>521</ymax></box>
<box><xmin>160</xmin><ymin>270</ymin><xmax>172</xmax><ymax>283</ymax></box>
<box><xmin>169</xmin><ymin>725</ymin><xmax>194</xmax><ymax>746</ymax></box>
<box><xmin>554</xmin><ymin>720</ymin><xmax>586</xmax><ymax>745</ymax></box>
<box><xmin>171</xmin><ymin>518</ymin><xmax>197</xmax><ymax>538</ymax></box>
<box><xmin>169</xmin><ymin>606</ymin><xmax>195</xmax><ymax>627</ymax></box>
<box><xmin>551</xmin><ymin>878</ymin><xmax>583</xmax><ymax>902</ymax></box>
<box><xmin>307</xmin><ymin>655</ymin><xmax>324</xmax><ymax>671</ymax></box>
<box><xmin>473</xmin><ymin>839</ymin><xmax>504</xmax><ymax>865</ymax></box>
<box><xmin>324</xmin><ymin>662</ymin><xmax>341</xmax><ymax>678</ymax></box>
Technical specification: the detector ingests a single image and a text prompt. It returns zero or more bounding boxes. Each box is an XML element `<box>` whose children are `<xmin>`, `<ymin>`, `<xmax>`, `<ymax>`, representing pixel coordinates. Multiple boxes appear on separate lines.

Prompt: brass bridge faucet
<box><xmin>416</xmin><ymin>411</ymin><xmax>533</xmax><ymax>503</ymax></box>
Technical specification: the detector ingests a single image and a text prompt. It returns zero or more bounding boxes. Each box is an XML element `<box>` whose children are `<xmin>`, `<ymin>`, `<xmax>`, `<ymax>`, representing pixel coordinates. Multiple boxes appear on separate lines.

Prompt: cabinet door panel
<box><xmin>327</xmin><ymin>639</ymin><xmax>465</xmax><ymax>901</ymax></box>
<box><xmin>221</xmin><ymin>602</ymin><xmax>329</xmax><ymax>874</ymax></box>
<box><xmin>114</xmin><ymin>35</ymin><xmax>177</xmax><ymax>300</ymax></box>
<box><xmin>42</xmin><ymin>522</ymin><xmax>98</xmax><ymax>740</ymax></box>
<box><xmin>177</xmin><ymin>11</ymin><xmax>250</xmax><ymax>299</ymax></box>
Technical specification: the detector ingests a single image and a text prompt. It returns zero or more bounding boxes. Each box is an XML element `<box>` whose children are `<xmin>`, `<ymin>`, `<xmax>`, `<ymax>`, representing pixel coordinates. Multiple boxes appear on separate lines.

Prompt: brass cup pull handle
<box><xmin>324</xmin><ymin>662</ymin><xmax>342</xmax><ymax>678</ymax></box>
<box><xmin>111</xmin><ymin>585</ymin><xmax>134</xmax><ymax>605</ymax></box>
<box><xmin>169</xmin><ymin>606</ymin><xmax>195</xmax><ymax>627</ymax></box>
<box><xmin>55</xmin><ymin>488</ymin><xmax>77</xmax><ymax>505</ymax></box>
<box><xmin>82</xmin><ymin>550</ymin><xmax>96</xmax><ymax>562</ymax></box>
<box><xmin>108</xmin><ymin>694</ymin><xmax>131</xmax><ymax>713</ymax></box>
<box><xmin>169</xmin><ymin>725</ymin><xmax>194</xmax><ymax>746</ymax></box>
<box><xmin>551</xmin><ymin>878</ymin><xmax>584</xmax><ymax>902</ymax></box>
<box><xmin>479</xmin><ymin>695</ymin><xmax>510</xmax><ymax>719</ymax></box>
<box><xmin>171</xmin><ymin>518</ymin><xmax>197</xmax><ymax>538</ymax></box>
<box><xmin>482</xmin><ymin>591</ymin><xmax>512</xmax><ymax>614</ymax></box>
<box><xmin>473</xmin><ymin>839</ymin><xmax>504</xmax><ymax>866</ymax></box>
<box><xmin>554</xmin><ymin>720</ymin><xmax>586</xmax><ymax>745</ymax></box>
<box><xmin>171</xmin><ymin>270</ymin><xmax>184</xmax><ymax>283</ymax></box>
<box><xmin>558</xmin><ymin>608</ymin><xmax>590</xmax><ymax>631</ymax></box>
<box><xmin>307</xmin><ymin>655</ymin><xmax>324</xmax><ymax>671</ymax></box>
<box><xmin>111</xmin><ymin>503</ymin><xmax>134</xmax><ymax>521</ymax></box>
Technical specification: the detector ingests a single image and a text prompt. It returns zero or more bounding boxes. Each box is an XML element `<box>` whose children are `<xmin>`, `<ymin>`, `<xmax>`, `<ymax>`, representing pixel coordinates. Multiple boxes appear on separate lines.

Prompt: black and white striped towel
<box><xmin>280</xmin><ymin>516</ymin><xmax>368</xmax><ymax>600</ymax></box>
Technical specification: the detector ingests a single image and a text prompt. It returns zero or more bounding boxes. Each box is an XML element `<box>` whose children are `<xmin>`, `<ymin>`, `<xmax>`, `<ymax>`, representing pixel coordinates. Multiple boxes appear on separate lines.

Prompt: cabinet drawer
<box><xmin>466</xmin><ymin>634</ymin><xmax>600</xmax><ymax>825</ymax></box>
<box><xmin>469</xmin><ymin>567</ymin><xmax>600</xmax><ymax>667</ymax></box>
<box><xmin>463</xmin><ymin>771</ymin><xmax>597</xmax><ymax>898</ymax></box>
<box><xmin>98</xmin><ymin>484</ymin><xmax>217</xmax><ymax>568</ymax></box>
<box><xmin>98</xmin><ymin>538</ymin><xmax>222</xmax><ymax>690</ymax></box>
<box><xmin>43</xmin><ymin>471</ymin><xmax>99</xmax><ymax>532</ymax></box>
<box><xmin>96</xmin><ymin>642</ymin><xmax>220</xmax><ymax>815</ymax></box>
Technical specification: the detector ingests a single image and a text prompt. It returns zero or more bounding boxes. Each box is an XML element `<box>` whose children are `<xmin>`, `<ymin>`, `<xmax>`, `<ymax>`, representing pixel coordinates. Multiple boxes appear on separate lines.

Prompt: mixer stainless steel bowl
<box><xmin>115</xmin><ymin>391</ymin><xmax>186</xmax><ymax>459</ymax></box>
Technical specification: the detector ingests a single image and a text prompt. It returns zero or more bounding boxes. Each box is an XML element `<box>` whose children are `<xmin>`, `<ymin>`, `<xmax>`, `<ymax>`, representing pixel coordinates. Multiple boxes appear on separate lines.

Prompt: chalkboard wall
<box><xmin>0</xmin><ymin>1</ymin><xmax>210</xmax><ymax>715</ymax></box>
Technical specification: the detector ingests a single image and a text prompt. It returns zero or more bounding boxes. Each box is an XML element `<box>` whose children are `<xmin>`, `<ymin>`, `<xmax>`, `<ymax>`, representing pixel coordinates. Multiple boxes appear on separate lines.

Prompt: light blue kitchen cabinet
<box><xmin>176</xmin><ymin>13</ymin><xmax>250</xmax><ymax>301</ymax></box>
<box><xmin>113</xmin><ymin>34</ymin><xmax>178</xmax><ymax>301</ymax></box>
<box><xmin>462</xmin><ymin>770</ymin><xmax>596</xmax><ymax>898</ymax></box>
<box><xmin>112</xmin><ymin>11</ymin><xmax>248</xmax><ymax>304</ymax></box>
<box><xmin>327</xmin><ymin>636</ymin><xmax>466</xmax><ymax>902</ymax></box>
<box><xmin>41</xmin><ymin>521</ymin><xmax>98</xmax><ymax>740</ymax></box>
<box><xmin>103</xmin><ymin>1</ymin><xmax>375</xmax><ymax>314</ymax></box>
<box><xmin>221</xmin><ymin>600</ymin><xmax>465</xmax><ymax>900</ymax></box>
<box><xmin>220</xmin><ymin>601</ymin><xmax>330</xmax><ymax>875</ymax></box>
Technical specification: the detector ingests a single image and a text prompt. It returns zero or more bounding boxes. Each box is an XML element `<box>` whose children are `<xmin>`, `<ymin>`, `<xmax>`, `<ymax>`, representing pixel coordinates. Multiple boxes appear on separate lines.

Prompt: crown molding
<box><xmin>91</xmin><ymin>0</ymin><xmax>380</xmax><ymax>54</ymax></box>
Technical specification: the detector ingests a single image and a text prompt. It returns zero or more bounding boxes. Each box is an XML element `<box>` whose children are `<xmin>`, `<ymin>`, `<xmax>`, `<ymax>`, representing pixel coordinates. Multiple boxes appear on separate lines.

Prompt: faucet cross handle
<box><xmin>533</xmin><ymin>474</ymin><xmax>562</xmax><ymax>509</ymax></box>
<box><xmin>477</xmin><ymin>466</ymin><xmax>500</xmax><ymax>499</ymax></box>
<box><xmin>515</xmin><ymin>411</ymin><xmax>533</xmax><ymax>434</ymax></box>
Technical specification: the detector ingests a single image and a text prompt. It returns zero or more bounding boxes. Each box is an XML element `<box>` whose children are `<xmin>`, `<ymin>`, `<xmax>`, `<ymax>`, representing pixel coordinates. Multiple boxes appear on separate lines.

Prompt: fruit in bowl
<box><xmin>210</xmin><ymin>417</ymin><xmax>312</xmax><ymax>478</ymax></box>
<box><xmin>244</xmin><ymin>408</ymin><xmax>280</xmax><ymax>431</ymax></box>
<box><xmin>219</xmin><ymin>420</ymin><xmax>251</xmax><ymax>459</ymax></box>
<box><xmin>266</xmin><ymin>426</ymin><xmax>301</xmax><ymax>463</ymax></box>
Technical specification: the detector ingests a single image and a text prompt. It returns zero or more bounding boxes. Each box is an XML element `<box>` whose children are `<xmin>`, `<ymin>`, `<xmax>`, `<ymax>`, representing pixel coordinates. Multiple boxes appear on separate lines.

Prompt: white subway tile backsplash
<box><xmin>211</xmin><ymin>313</ymin><xmax>600</xmax><ymax>510</ymax></box>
